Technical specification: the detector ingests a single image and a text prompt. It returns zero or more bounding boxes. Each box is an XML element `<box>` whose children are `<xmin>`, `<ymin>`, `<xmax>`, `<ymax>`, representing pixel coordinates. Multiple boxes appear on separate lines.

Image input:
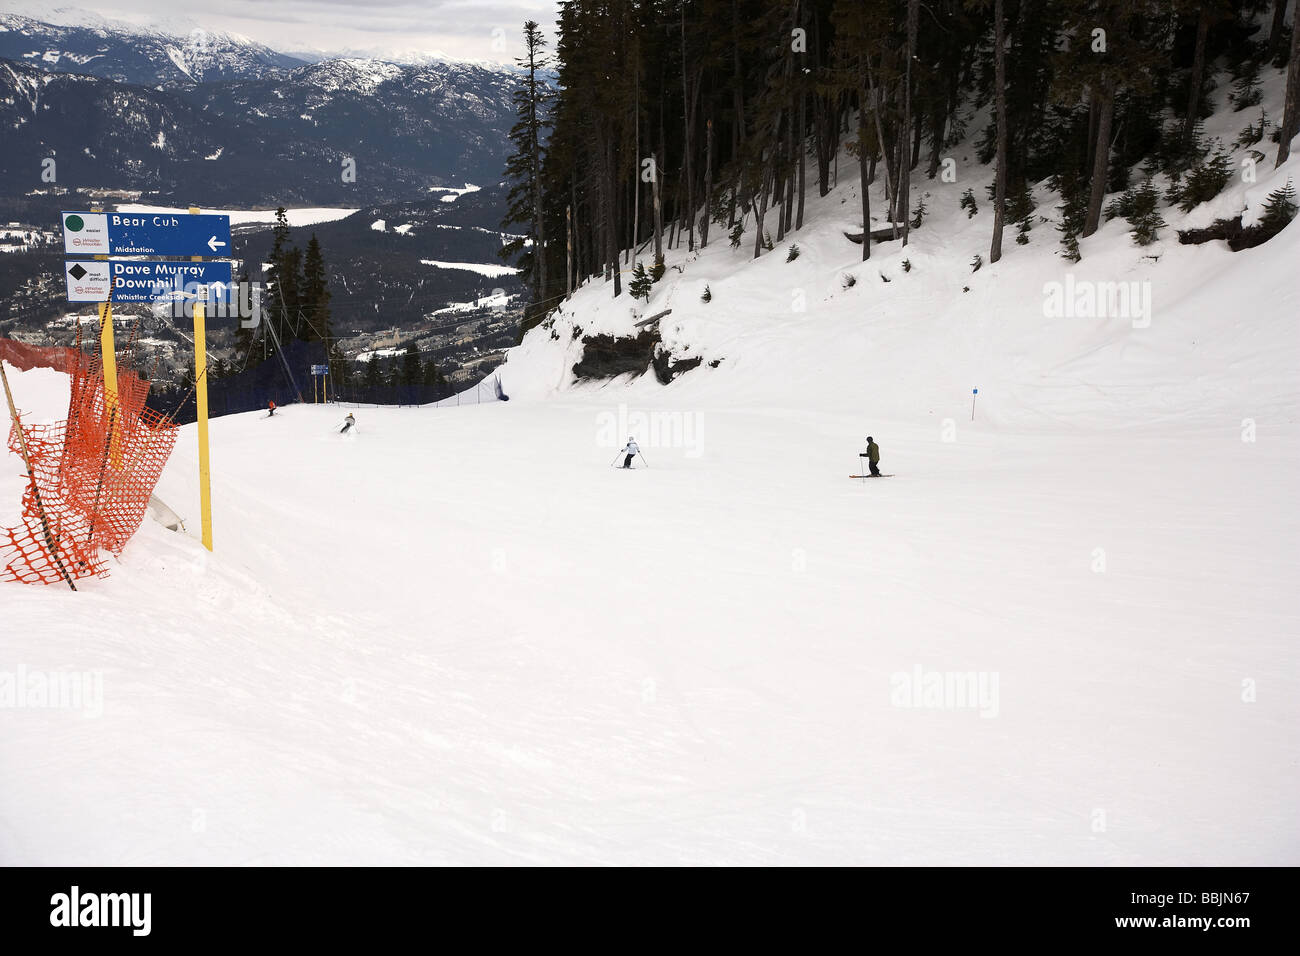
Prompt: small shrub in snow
<box><xmin>1236</xmin><ymin>109</ymin><xmax>1269</xmax><ymax>148</ymax></box>
<box><xmin>902</xmin><ymin>259</ymin><xmax>912</xmax><ymax>273</ymax></box>
<box><xmin>842</xmin><ymin>273</ymin><xmax>857</xmax><ymax>289</ymax></box>
<box><xmin>729</xmin><ymin>223</ymin><xmax>743</xmax><ymax>249</ymax></box>
<box><xmin>880</xmin><ymin>273</ymin><xmax>891</xmax><ymax>283</ymax></box>
<box><xmin>1179</xmin><ymin>145</ymin><xmax>1233</xmax><ymax>212</ymax></box>
<box><xmin>701</xmin><ymin>284</ymin><xmax>712</xmax><ymax>303</ymax></box>
<box><xmin>1229</xmin><ymin>65</ymin><xmax>1263</xmax><ymax>111</ymax></box>
<box><xmin>910</xmin><ymin>195</ymin><xmax>927</xmax><ymax>229</ymax></box>
<box><xmin>960</xmin><ymin>188</ymin><xmax>978</xmax><ymax>218</ymax></box>
<box><xmin>1055</xmin><ymin>171</ymin><xmax>1087</xmax><ymax>262</ymax></box>
<box><xmin>1127</xmin><ymin>179</ymin><xmax>1166</xmax><ymax>246</ymax></box>
<box><xmin>969</xmin><ymin>254</ymin><xmax>983</xmax><ymax>273</ymax></box>
<box><xmin>763</xmin><ymin>231</ymin><xmax>774</xmax><ymax>251</ymax></box>
<box><xmin>1147</xmin><ymin>121</ymin><xmax>1208</xmax><ymax>180</ymax></box>
<box><xmin>786</xmin><ymin>243</ymin><xmax>800</xmax><ymax>262</ymax></box>
<box><xmin>1258</xmin><ymin>179</ymin><xmax>1298</xmax><ymax>240</ymax></box>
<box><xmin>1105</xmin><ymin>186</ymin><xmax>1138</xmax><ymax>222</ymax></box>
<box><xmin>650</xmin><ymin>255</ymin><xmax>666</xmax><ymax>282</ymax></box>
<box><xmin>629</xmin><ymin>261</ymin><xmax>652</xmax><ymax>301</ymax></box>
<box><xmin>1008</xmin><ymin>181</ymin><xmax>1035</xmax><ymax>245</ymax></box>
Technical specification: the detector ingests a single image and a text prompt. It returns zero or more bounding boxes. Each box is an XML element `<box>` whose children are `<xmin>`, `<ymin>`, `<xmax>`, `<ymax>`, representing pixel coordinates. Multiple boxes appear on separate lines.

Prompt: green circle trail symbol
<box><xmin>65</xmin><ymin>214</ymin><xmax>84</xmax><ymax>232</ymax></box>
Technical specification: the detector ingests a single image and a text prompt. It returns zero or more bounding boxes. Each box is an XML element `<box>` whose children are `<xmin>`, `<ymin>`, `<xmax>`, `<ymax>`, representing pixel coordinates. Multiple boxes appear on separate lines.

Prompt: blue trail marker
<box><xmin>65</xmin><ymin>260</ymin><xmax>233</xmax><ymax>303</ymax></box>
<box><xmin>62</xmin><ymin>211</ymin><xmax>231</xmax><ymax>257</ymax></box>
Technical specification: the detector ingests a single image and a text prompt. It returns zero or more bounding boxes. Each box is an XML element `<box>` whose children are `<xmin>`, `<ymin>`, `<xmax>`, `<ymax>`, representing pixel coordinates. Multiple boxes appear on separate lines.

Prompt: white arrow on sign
<box><xmin>207</xmin><ymin>236</ymin><xmax>227</xmax><ymax>252</ymax></box>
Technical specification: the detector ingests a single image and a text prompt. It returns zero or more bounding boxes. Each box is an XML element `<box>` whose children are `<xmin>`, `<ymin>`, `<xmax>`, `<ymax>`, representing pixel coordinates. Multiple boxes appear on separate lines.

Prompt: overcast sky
<box><xmin>3</xmin><ymin>0</ymin><xmax>561</xmax><ymax>62</ymax></box>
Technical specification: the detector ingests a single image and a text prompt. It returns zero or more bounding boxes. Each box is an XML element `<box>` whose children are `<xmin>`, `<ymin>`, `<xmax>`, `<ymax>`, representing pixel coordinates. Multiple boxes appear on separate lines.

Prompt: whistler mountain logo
<box><xmin>49</xmin><ymin>886</ymin><xmax>151</xmax><ymax>936</ymax></box>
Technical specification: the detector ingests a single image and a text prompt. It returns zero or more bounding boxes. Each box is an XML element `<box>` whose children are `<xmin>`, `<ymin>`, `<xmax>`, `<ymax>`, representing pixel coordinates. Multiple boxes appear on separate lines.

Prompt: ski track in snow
<box><xmin>1</xmin><ymin>389</ymin><xmax>1296</xmax><ymax>865</ymax></box>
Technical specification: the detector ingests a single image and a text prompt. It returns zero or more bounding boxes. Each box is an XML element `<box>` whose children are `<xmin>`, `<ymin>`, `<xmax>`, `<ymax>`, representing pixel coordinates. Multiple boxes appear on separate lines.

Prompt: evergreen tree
<box><xmin>1055</xmin><ymin>171</ymin><xmax>1088</xmax><ymax>262</ymax></box>
<box><xmin>1278</xmin><ymin>5</ymin><xmax>1300</xmax><ymax>167</ymax></box>
<box><xmin>1258</xmin><ymin>178</ymin><xmax>1298</xmax><ymax>239</ymax></box>
<box><xmin>1179</xmin><ymin>145</ymin><xmax>1233</xmax><ymax>212</ymax></box>
<box><xmin>1007</xmin><ymin>181</ymin><xmax>1034</xmax><ymax>245</ymax></box>
<box><xmin>502</xmin><ymin>20</ymin><xmax>552</xmax><ymax>308</ymax></box>
<box><xmin>1053</xmin><ymin>2</ymin><xmax>1170</xmax><ymax>238</ymax></box>
<box><xmin>629</xmin><ymin>261</ymin><xmax>652</xmax><ymax>301</ymax></box>
<box><xmin>362</xmin><ymin>355</ymin><xmax>382</xmax><ymax>393</ymax></box>
<box><xmin>1127</xmin><ymin>178</ymin><xmax>1166</xmax><ymax>246</ymax></box>
<box><xmin>264</xmin><ymin>207</ymin><xmax>297</xmax><ymax>346</ymax></box>
<box><xmin>300</xmin><ymin>234</ymin><xmax>332</xmax><ymax>343</ymax></box>
<box><xmin>401</xmin><ymin>343</ymin><xmax>423</xmax><ymax>387</ymax></box>
<box><xmin>422</xmin><ymin>358</ymin><xmax>447</xmax><ymax>389</ymax></box>
<box><xmin>232</xmin><ymin>265</ymin><xmax>259</xmax><ymax>369</ymax></box>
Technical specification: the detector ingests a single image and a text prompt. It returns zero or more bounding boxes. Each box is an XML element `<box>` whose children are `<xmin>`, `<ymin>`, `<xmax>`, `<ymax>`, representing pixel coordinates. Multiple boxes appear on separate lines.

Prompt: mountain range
<box><xmin>0</xmin><ymin>14</ymin><xmax>522</xmax><ymax>206</ymax></box>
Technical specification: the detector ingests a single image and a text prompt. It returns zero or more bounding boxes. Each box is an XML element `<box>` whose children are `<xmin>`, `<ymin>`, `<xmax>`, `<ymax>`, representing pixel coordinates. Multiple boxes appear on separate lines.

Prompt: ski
<box><xmin>849</xmin><ymin>474</ymin><xmax>895</xmax><ymax>478</ymax></box>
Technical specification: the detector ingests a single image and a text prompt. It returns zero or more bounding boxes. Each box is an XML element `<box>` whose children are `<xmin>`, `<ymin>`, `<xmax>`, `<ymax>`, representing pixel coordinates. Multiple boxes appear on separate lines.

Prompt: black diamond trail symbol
<box><xmin>68</xmin><ymin>264</ymin><xmax>88</xmax><ymax>280</ymax></box>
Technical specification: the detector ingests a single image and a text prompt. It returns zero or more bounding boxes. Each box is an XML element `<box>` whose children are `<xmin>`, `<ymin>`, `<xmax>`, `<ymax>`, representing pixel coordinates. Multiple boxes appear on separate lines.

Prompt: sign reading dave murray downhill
<box><xmin>61</xmin><ymin>210</ymin><xmax>233</xmax><ymax>304</ymax></box>
<box><xmin>64</xmin><ymin>260</ymin><xmax>233</xmax><ymax>303</ymax></box>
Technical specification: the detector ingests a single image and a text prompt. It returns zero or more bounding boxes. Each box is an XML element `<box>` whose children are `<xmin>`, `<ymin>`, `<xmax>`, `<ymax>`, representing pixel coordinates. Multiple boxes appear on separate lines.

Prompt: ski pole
<box><xmin>609</xmin><ymin>452</ymin><xmax>621</xmax><ymax>467</ymax></box>
<box><xmin>638</xmin><ymin>451</ymin><xmax>649</xmax><ymax>468</ymax></box>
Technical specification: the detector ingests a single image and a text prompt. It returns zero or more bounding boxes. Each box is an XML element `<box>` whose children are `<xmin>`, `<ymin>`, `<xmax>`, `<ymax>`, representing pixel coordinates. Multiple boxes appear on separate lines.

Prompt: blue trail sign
<box><xmin>64</xmin><ymin>260</ymin><xmax>233</xmax><ymax>303</ymax></box>
<box><xmin>62</xmin><ymin>211</ymin><xmax>231</xmax><ymax>257</ymax></box>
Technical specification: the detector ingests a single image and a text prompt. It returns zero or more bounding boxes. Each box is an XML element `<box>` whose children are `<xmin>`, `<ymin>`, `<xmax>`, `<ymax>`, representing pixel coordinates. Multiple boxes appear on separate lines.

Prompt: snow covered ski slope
<box><xmin>1</xmin><ymin>366</ymin><xmax>1296</xmax><ymax>864</ymax></box>
<box><xmin>2</xmin><ymin>60</ymin><xmax>1298</xmax><ymax>867</ymax></box>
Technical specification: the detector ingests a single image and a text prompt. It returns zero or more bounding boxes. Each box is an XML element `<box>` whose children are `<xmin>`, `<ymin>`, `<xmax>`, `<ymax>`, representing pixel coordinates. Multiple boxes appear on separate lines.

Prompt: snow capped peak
<box><xmin>296</xmin><ymin>57</ymin><xmax>406</xmax><ymax>92</ymax></box>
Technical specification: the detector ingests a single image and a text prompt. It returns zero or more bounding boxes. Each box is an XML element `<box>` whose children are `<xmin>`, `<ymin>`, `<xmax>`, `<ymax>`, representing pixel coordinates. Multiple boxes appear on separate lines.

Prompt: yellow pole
<box><xmin>190</xmin><ymin>206</ymin><xmax>213</xmax><ymax>551</ymax></box>
<box><xmin>97</xmin><ymin>300</ymin><xmax>121</xmax><ymax>467</ymax></box>
<box><xmin>91</xmin><ymin>206</ymin><xmax>121</xmax><ymax>469</ymax></box>
<box><xmin>193</xmin><ymin>294</ymin><xmax>212</xmax><ymax>552</ymax></box>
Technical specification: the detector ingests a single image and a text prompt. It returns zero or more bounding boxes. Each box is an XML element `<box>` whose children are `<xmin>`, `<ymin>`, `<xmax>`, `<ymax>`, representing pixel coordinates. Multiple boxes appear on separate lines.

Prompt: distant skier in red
<box><xmin>267</xmin><ymin>400</ymin><xmax>276</xmax><ymax>417</ymax></box>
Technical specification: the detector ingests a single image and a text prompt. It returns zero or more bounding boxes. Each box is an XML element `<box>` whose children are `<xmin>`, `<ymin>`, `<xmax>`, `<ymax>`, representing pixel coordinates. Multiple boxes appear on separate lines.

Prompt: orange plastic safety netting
<box><xmin>1</xmin><ymin>337</ymin><xmax>178</xmax><ymax>586</ymax></box>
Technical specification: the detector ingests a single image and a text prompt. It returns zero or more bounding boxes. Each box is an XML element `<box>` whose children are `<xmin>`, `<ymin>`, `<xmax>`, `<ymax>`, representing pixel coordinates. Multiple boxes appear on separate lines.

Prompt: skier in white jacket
<box><xmin>620</xmin><ymin>437</ymin><xmax>640</xmax><ymax>469</ymax></box>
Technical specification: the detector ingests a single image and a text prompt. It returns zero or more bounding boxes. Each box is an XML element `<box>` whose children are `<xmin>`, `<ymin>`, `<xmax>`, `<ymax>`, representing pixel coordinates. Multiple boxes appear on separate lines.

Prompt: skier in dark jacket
<box><xmin>863</xmin><ymin>436</ymin><xmax>881</xmax><ymax>476</ymax></box>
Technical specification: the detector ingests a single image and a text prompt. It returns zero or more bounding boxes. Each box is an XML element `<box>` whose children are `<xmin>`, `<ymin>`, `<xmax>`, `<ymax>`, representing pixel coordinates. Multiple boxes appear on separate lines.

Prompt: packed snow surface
<box><xmin>2</xmin><ymin>72</ymin><xmax>1297</xmax><ymax>865</ymax></box>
